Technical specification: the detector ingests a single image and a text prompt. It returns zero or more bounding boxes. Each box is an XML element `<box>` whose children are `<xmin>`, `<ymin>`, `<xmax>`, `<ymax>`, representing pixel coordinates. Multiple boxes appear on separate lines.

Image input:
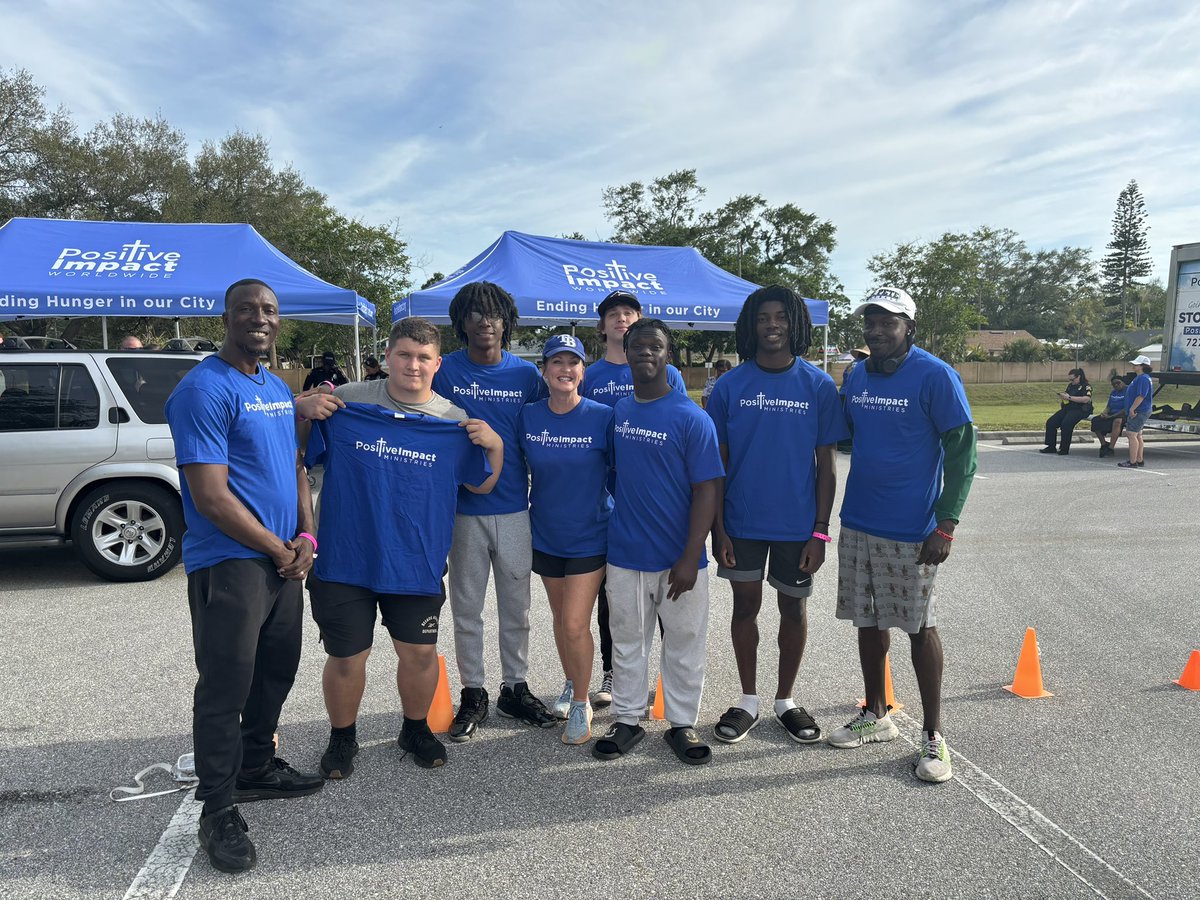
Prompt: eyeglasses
<box><xmin>465</xmin><ymin>310</ymin><xmax>504</xmax><ymax>324</ymax></box>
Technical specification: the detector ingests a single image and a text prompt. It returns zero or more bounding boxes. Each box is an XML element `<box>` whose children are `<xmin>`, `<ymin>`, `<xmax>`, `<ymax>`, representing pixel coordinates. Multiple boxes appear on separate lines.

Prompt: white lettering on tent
<box><xmin>0</xmin><ymin>294</ymin><xmax>41</xmax><ymax>312</ymax></box>
<box><xmin>561</xmin><ymin>260</ymin><xmax>665</xmax><ymax>295</ymax></box>
<box><xmin>50</xmin><ymin>240</ymin><xmax>180</xmax><ymax>279</ymax></box>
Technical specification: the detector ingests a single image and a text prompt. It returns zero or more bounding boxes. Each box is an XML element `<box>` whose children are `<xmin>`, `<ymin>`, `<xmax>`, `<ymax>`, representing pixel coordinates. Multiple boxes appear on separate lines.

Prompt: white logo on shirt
<box><xmin>849</xmin><ymin>390</ymin><xmax>910</xmax><ymax>412</ymax></box>
<box><xmin>243</xmin><ymin>395</ymin><xmax>293</xmax><ymax>417</ymax></box>
<box><xmin>355</xmin><ymin>436</ymin><xmax>438</xmax><ymax>467</ymax></box>
<box><xmin>525</xmin><ymin>428</ymin><xmax>594</xmax><ymax>448</ymax></box>
<box><xmin>739</xmin><ymin>392</ymin><xmax>810</xmax><ymax>414</ymax></box>
<box><xmin>615</xmin><ymin>420</ymin><xmax>668</xmax><ymax>446</ymax></box>
<box><xmin>589</xmin><ymin>379</ymin><xmax>630</xmax><ymax>398</ymax></box>
<box><xmin>451</xmin><ymin>381</ymin><xmax>525</xmax><ymax>403</ymax></box>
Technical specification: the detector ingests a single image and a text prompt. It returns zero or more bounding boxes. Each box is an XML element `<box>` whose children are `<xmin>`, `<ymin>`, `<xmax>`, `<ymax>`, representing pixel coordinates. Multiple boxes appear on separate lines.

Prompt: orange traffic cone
<box><xmin>1004</xmin><ymin>627</ymin><xmax>1053</xmax><ymax>698</ymax></box>
<box><xmin>1173</xmin><ymin>650</ymin><xmax>1200</xmax><ymax>691</ymax></box>
<box><xmin>428</xmin><ymin>654</ymin><xmax>454</xmax><ymax>733</ymax></box>
<box><xmin>650</xmin><ymin>674</ymin><xmax>665</xmax><ymax>720</ymax></box>
<box><xmin>858</xmin><ymin>654</ymin><xmax>904</xmax><ymax>712</ymax></box>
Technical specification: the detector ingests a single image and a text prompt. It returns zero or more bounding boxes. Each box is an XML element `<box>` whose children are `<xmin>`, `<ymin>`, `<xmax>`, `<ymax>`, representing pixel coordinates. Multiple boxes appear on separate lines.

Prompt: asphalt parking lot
<box><xmin>2</xmin><ymin>439</ymin><xmax>1198</xmax><ymax>900</ymax></box>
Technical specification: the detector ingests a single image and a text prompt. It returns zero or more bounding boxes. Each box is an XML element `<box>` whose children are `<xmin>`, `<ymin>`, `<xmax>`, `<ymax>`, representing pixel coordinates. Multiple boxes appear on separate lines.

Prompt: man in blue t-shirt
<box><xmin>1091</xmin><ymin>375</ymin><xmax>1127</xmax><ymax>458</ymax></box>
<box><xmin>708</xmin><ymin>286</ymin><xmax>848</xmax><ymax>747</ymax></box>
<box><xmin>581</xmin><ymin>289</ymin><xmax>688</xmax><ymax>708</ymax></box>
<box><xmin>165</xmin><ymin>279</ymin><xmax>324</xmax><ymax>875</ymax></box>
<box><xmin>430</xmin><ymin>282</ymin><xmax>557</xmax><ymax>739</ymax></box>
<box><xmin>1119</xmin><ymin>355</ymin><xmax>1154</xmax><ymax>469</ymax></box>
<box><xmin>827</xmin><ymin>287</ymin><xmax>977</xmax><ymax>786</ymax></box>
<box><xmin>592</xmin><ymin>319</ymin><xmax>724</xmax><ymax>767</ymax></box>
<box><xmin>295</xmin><ymin>317</ymin><xmax>502</xmax><ymax>776</ymax></box>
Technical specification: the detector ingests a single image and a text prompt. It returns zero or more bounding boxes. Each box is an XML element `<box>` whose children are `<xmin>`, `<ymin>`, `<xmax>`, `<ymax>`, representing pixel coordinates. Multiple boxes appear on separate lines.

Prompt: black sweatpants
<box><xmin>1044</xmin><ymin>405</ymin><xmax>1089</xmax><ymax>451</ymax></box>
<box><xmin>187</xmin><ymin>556</ymin><xmax>303</xmax><ymax>813</ymax></box>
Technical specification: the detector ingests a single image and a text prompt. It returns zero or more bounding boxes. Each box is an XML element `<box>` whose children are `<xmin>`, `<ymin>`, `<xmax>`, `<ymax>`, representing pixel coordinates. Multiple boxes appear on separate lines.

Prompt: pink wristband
<box><xmin>811</xmin><ymin>531</ymin><xmax>832</xmax><ymax>543</ymax></box>
<box><xmin>297</xmin><ymin>532</ymin><xmax>318</xmax><ymax>552</ymax></box>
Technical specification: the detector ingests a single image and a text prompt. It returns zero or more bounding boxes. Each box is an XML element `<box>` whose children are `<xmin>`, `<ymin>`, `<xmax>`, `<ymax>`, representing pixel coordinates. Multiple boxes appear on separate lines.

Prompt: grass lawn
<box><xmin>690</xmin><ymin>382</ymin><xmax>1200</xmax><ymax>432</ymax></box>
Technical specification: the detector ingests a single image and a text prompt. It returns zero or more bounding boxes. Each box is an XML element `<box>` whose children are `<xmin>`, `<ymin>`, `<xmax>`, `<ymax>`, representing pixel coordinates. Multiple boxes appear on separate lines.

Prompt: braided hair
<box><xmin>448</xmin><ymin>281</ymin><xmax>519</xmax><ymax>348</ymax></box>
<box><xmin>734</xmin><ymin>285</ymin><xmax>812</xmax><ymax>361</ymax></box>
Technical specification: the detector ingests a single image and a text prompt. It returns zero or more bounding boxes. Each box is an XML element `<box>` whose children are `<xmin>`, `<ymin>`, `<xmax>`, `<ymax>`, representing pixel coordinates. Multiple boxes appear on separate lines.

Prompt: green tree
<box><xmin>1100</xmin><ymin>180</ymin><xmax>1152</xmax><ymax>328</ymax></box>
<box><xmin>602</xmin><ymin>168</ymin><xmax>706</xmax><ymax>247</ymax></box>
<box><xmin>866</xmin><ymin>236</ymin><xmax>987</xmax><ymax>362</ymax></box>
<box><xmin>997</xmin><ymin>338</ymin><xmax>1047</xmax><ymax>362</ymax></box>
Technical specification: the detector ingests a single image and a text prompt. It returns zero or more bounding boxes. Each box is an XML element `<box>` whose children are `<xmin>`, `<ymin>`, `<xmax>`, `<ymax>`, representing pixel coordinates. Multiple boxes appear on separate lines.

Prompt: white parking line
<box><xmin>895</xmin><ymin>711</ymin><xmax>1155</xmax><ymax>899</ymax></box>
<box><xmin>123</xmin><ymin>792</ymin><xmax>202</xmax><ymax>900</ymax></box>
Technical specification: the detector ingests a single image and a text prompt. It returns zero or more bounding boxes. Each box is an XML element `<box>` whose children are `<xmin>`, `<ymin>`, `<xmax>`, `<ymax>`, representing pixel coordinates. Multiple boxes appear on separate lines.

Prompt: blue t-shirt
<box><xmin>608</xmin><ymin>392</ymin><xmax>724</xmax><ymax>572</ymax></box>
<box><xmin>1105</xmin><ymin>388</ymin><xmax>1127</xmax><ymax>415</ymax></box>
<box><xmin>306</xmin><ymin>403</ymin><xmax>490</xmax><ymax>595</ymax></box>
<box><xmin>1125</xmin><ymin>373</ymin><xmax>1153</xmax><ymax>416</ymax></box>
<box><xmin>518</xmin><ymin>398</ymin><xmax>614</xmax><ymax>558</ymax></box>
<box><xmin>166</xmin><ymin>355</ymin><xmax>298</xmax><ymax>573</ymax></box>
<box><xmin>840</xmin><ymin>347</ymin><xmax>972</xmax><ymax>543</ymax></box>
<box><xmin>581</xmin><ymin>358</ymin><xmax>688</xmax><ymax>408</ymax></box>
<box><xmin>707</xmin><ymin>359</ymin><xmax>849</xmax><ymax>541</ymax></box>
<box><xmin>432</xmin><ymin>349</ymin><xmax>547</xmax><ymax>516</ymax></box>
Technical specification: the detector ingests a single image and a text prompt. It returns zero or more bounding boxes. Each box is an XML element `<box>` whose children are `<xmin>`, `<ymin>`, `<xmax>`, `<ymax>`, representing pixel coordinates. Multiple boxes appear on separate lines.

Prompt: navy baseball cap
<box><xmin>596</xmin><ymin>290</ymin><xmax>642</xmax><ymax>320</ymax></box>
<box><xmin>541</xmin><ymin>334</ymin><xmax>588</xmax><ymax>362</ymax></box>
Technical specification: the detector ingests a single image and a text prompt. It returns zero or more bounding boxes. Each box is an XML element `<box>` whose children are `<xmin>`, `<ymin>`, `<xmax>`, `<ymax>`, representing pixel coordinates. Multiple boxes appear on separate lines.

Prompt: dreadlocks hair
<box><xmin>623</xmin><ymin>317</ymin><xmax>675</xmax><ymax>357</ymax></box>
<box><xmin>448</xmin><ymin>281</ymin><xmax>520</xmax><ymax>349</ymax></box>
<box><xmin>734</xmin><ymin>284</ymin><xmax>812</xmax><ymax>361</ymax></box>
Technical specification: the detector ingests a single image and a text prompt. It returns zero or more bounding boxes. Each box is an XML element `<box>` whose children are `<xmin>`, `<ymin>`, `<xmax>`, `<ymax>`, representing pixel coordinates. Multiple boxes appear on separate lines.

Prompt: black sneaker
<box><xmin>1038</xmin><ymin>446</ymin><xmax>1057</xmax><ymax>454</ymax></box>
<box><xmin>496</xmin><ymin>682</ymin><xmax>558</xmax><ymax>728</ymax></box>
<box><xmin>232</xmin><ymin>756</ymin><xmax>324</xmax><ymax>803</ymax></box>
<box><xmin>320</xmin><ymin>732</ymin><xmax>359</xmax><ymax>780</ymax></box>
<box><xmin>398</xmin><ymin>726</ymin><xmax>447</xmax><ymax>768</ymax></box>
<box><xmin>198</xmin><ymin>805</ymin><xmax>256</xmax><ymax>873</ymax></box>
<box><xmin>448</xmin><ymin>686</ymin><xmax>488</xmax><ymax>743</ymax></box>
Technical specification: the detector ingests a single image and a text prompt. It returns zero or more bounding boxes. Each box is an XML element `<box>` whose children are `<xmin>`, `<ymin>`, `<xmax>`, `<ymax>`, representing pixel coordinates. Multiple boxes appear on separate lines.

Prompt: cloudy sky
<box><xmin>4</xmin><ymin>1</ymin><xmax>1197</xmax><ymax>298</ymax></box>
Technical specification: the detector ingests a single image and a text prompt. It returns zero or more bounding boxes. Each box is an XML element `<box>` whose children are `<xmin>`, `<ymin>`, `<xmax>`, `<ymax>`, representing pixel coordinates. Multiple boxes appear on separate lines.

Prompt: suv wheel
<box><xmin>71</xmin><ymin>482</ymin><xmax>184</xmax><ymax>581</ymax></box>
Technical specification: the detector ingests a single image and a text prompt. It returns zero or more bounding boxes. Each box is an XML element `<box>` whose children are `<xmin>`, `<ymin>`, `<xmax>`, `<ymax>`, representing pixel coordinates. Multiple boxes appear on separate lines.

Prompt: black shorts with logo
<box><xmin>307</xmin><ymin>572</ymin><xmax>445</xmax><ymax>657</ymax></box>
<box><xmin>716</xmin><ymin>537</ymin><xmax>814</xmax><ymax>599</ymax></box>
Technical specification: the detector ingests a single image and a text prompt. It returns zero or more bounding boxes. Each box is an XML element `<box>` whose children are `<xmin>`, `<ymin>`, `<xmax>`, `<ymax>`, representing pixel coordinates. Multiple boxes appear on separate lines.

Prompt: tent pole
<box><xmin>101</xmin><ymin>317</ymin><xmax>109</xmax><ymax>349</ymax></box>
<box><xmin>353</xmin><ymin>321</ymin><xmax>362</xmax><ymax>381</ymax></box>
<box><xmin>174</xmin><ymin>317</ymin><xmax>182</xmax><ymax>339</ymax></box>
<box><xmin>823</xmin><ymin>325</ymin><xmax>828</xmax><ymax>372</ymax></box>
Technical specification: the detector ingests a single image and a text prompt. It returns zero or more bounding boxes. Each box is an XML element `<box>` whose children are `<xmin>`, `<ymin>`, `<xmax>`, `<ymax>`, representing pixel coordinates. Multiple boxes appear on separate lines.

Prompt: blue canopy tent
<box><xmin>0</xmin><ymin>218</ymin><xmax>375</xmax><ymax>366</ymax></box>
<box><xmin>393</xmin><ymin>231</ymin><xmax>830</xmax><ymax>357</ymax></box>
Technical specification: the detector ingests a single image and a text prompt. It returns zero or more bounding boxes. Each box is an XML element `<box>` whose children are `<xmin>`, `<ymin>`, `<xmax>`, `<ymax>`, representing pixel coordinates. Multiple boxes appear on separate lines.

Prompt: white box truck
<box><xmin>1150</xmin><ymin>241</ymin><xmax>1200</xmax><ymax>433</ymax></box>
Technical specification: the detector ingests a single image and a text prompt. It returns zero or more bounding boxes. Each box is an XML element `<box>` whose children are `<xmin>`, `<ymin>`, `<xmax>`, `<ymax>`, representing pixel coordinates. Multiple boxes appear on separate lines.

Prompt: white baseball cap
<box><xmin>853</xmin><ymin>286</ymin><xmax>917</xmax><ymax>319</ymax></box>
<box><xmin>1129</xmin><ymin>354</ymin><xmax>1153</xmax><ymax>366</ymax></box>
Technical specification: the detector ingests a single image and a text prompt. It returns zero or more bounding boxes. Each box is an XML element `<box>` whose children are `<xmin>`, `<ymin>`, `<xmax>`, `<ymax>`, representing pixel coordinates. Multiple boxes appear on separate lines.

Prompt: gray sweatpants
<box><xmin>447</xmin><ymin>511</ymin><xmax>533</xmax><ymax>689</ymax></box>
<box><xmin>606</xmin><ymin>564</ymin><xmax>710</xmax><ymax>728</ymax></box>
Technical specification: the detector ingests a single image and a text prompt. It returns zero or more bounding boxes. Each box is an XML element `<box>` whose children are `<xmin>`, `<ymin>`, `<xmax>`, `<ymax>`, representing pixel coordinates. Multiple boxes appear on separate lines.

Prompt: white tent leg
<box><xmin>174</xmin><ymin>317</ymin><xmax>182</xmax><ymax>339</ymax></box>
<box><xmin>823</xmin><ymin>324</ymin><xmax>829</xmax><ymax>372</ymax></box>
<box><xmin>353</xmin><ymin>322</ymin><xmax>362</xmax><ymax>381</ymax></box>
<box><xmin>101</xmin><ymin>317</ymin><xmax>109</xmax><ymax>349</ymax></box>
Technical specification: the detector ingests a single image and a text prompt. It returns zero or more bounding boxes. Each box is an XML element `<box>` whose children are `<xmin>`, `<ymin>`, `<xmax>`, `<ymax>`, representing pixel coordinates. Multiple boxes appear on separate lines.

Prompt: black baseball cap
<box><xmin>322</xmin><ymin>351</ymin><xmax>336</xmax><ymax>362</ymax></box>
<box><xmin>596</xmin><ymin>290</ymin><xmax>641</xmax><ymax>320</ymax></box>
<box><xmin>364</xmin><ymin>356</ymin><xmax>380</xmax><ymax>367</ymax></box>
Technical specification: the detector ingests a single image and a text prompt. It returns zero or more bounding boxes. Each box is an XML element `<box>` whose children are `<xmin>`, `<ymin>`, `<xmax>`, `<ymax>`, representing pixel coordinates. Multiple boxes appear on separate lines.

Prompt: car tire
<box><xmin>71</xmin><ymin>482</ymin><xmax>184</xmax><ymax>581</ymax></box>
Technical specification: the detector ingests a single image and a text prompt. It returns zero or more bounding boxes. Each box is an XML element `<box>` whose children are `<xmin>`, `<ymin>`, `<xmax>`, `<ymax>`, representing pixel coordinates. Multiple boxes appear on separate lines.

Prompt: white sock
<box><xmin>737</xmin><ymin>694</ymin><xmax>759</xmax><ymax>717</ymax></box>
<box><xmin>774</xmin><ymin>698</ymin><xmax>796</xmax><ymax>716</ymax></box>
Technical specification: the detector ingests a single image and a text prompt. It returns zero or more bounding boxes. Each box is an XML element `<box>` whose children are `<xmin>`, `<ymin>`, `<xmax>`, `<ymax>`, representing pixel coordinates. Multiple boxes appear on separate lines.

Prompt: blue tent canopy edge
<box><xmin>0</xmin><ymin>217</ymin><xmax>375</xmax><ymax>327</ymax></box>
<box><xmin>393</xmin><ymin>231</ymin><xmax>828</xmax><ymax>331</ymax></box>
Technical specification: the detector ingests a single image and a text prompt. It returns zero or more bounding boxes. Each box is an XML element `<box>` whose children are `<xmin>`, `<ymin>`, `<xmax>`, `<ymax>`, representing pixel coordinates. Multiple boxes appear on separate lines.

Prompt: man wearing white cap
<box><xmin>1119</xmin><ymin>355</ymin><xmax>1154</xmax><ymax>469</ymax></box>
<box><xmin>827</xmin><ymin>287</ymin><xmax>977</xmax><ymax>784</ymax></box>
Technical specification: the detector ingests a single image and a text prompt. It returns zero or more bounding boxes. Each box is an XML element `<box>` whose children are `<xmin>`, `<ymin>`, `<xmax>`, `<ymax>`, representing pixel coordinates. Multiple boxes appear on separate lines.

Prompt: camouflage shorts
<box><xmin>836</xmin><ymin>527</ymin><xmax>937</xmax><ymax>635</ymax></box>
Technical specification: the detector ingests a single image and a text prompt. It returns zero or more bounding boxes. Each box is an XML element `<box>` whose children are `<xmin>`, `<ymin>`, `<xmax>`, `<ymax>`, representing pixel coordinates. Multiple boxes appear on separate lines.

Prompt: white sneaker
<box><xmin>915</xmin><ymin>731</ymin><xmax>953</xmax><ymax>782</ymax></box>
<box><xmin>562</xmin><ymin>700</ymin><xmax>593</xmax><ymax>745</ymax></box>
<box><xmin>593</xmin><ymin>670</ymin><xmax>613</xmax><ymax>708</ymax></box>
<box><xmin>826</xmin><ymin>708</ymin><xmax>900</xmax><ymax>748</ymax></box>
<box><xmin>552</xmin><ymin>680</ymin><xmax>573</xmax><ymax>720</ymax></box>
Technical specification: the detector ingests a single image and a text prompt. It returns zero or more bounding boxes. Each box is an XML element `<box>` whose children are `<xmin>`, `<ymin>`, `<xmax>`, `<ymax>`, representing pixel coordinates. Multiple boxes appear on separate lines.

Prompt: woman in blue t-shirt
<box><xmin>519</xmin><ymin>335</ymin><xmax>615</xmax><ymax>746</ymax></box>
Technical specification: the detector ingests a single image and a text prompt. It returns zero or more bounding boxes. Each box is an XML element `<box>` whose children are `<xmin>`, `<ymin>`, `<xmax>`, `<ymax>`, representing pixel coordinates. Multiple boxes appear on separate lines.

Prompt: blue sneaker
<box><xmin>552</xmin><ymin>680</ymin><xmax>573</xmax><ymax>720</ymax></box>
<box><xmin>562</xmin><ymin>700</ymin><xmax>593</xmax><ymax>745</ymax></box>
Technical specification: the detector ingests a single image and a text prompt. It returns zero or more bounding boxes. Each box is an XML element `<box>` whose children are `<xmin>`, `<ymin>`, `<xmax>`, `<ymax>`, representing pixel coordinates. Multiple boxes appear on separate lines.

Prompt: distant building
<box><xmin>967</xmin><ymin>329</ymin><xmax>1040</xmax><ymax>358</ymax></box>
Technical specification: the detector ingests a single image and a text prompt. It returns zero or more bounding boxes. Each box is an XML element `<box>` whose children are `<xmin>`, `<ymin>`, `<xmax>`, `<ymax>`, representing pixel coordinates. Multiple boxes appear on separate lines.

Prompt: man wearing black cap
<box><xmin>827</xmin><ymin>286</ymin><xmax>976</xmax><ymax>785</ymax></box>
<box><xmin>303</xmin><ymin>352</ymin><xmax>349</xmax><ymax>392</ymax></box>
<box><xmin>362</xmin><ymin>356</ymin><xmax>387</xmax><ymax>381</ymax></box>
<box><xmin>581</xmin><ymin>290</ymin><xmax>688</xmax><ymax>707</ymax></box>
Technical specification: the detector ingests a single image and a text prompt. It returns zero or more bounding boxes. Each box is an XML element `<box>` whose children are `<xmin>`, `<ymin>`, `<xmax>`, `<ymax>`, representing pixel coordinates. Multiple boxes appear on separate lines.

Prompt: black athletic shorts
<box><xmin>532</xmin><ymin>550</ymin><xmax>607</xmax><ymax>579</ymax></box>
<box><xmin>716</xmin><ymin>537</ymin><xmax>814</xmax><ymax>598</ymax></box>
<box><xmin>307</xmin><ymin>572</ymin><xmax>445</xmax><ymax>657</ymax></box>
